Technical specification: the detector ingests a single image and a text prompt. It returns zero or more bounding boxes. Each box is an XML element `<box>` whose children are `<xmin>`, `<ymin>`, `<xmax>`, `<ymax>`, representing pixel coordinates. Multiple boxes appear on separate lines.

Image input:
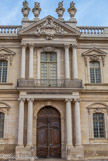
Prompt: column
<box><xmin>27</xmin><ymin>98</ymin><xmax>34</xmax><ymax>146</ymax></box>
<box><xmin>65</xmin><ymin>99</ymin><xmax>73</xmax><ymax>146</ymax></box>
<box><xmin>18</xmin><ymin>98</ymin><xmax>25</xmax><ymax>146</ymax></box>
<box><xmin>72</xmin><ymin>45</ymin><xmax>78</xmax><ymax>79</ymax></box>
<box><xmin>21</xmin><ymin>45</ymin><xmax>26</xmax><ymax>79</ymax></box>
<box><xmin>74</xmin><ymin>99</ymin><xmax>81</xmax><ymax>146</ymax></box>
<box><xmin>29</xmin><ymin>44</ymin><xmax>34</xmax><ymax>79</ymax></box>
<box><xmin>64</xmin><ymin>44</ymin><xmax>70</xmax><ymax>79</ymax></box>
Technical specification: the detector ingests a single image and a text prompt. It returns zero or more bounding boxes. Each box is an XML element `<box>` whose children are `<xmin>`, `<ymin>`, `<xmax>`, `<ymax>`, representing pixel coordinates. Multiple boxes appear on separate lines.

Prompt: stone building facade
<box><xmin>0</xmin><ymin>1</ymin><xmax>108</xmax><ymax>160</ymax></box>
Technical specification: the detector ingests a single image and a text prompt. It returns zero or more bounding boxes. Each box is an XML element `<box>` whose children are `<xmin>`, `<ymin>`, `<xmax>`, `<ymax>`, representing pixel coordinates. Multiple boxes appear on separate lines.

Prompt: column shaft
<box><xmin>66</xmin><ymin>100</ymin><xmax>72</xmax><ymax>146</ymax></box>
<box><xmin>29</xmin><ymin>45</ymin><xmax>34</xmax><ymax>79</ymax></box>
<box><xmin>74</xmin><ymin>99</ymin><xmax>81</xmax><ymax>146</ymax></box>
<box><xmin>72</xmin><ymin>46</ymin><xmax>78</xmax><ymax>79</ymax></box>
<box><xmin>21</xmin><ymin>46</ymin><xmax>26</xmax><ymax>79</ymax></box>
<box><xmin>65</xmin><ymin>45</ymin><xmax>70</xmax><ymax>79</ymax></box>
<box><xmin>18</xmin><ymin>99</ymin><xmax>25</xmax><ymax>145</ymax></box>
<box><xmin>27</xmin><ymin>99</ymin><xmax>34</xmax><ymax>146</ymax></box>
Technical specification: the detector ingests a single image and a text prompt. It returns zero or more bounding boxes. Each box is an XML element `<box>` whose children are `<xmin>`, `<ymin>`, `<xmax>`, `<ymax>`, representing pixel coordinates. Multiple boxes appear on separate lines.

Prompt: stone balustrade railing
<box><xmin>78</xmin><ymin>26</ymin><xmax>105</xmax><ymax>35</ymax></box>
<box><xmin>17</xmin><ymin>79</ymin><xmax>83</xmax><ymax>88</ymax></box>
<box><xmin>0</xmin><ymin>26</ymin><xmax>21</xmax><ymax>35</ymax></box>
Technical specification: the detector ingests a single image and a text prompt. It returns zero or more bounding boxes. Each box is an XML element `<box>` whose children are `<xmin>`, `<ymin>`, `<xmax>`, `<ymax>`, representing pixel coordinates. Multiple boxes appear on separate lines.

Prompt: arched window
<box><xmin>93</xmin><ymin>113</ymin><xmax>104</xmax><ymax>138</ymax></box>
<box><xmin>0</xmin><ymin>112</ymin><xmax>4</xmax><ymax>138</ymax></box>
<box><xmin>0</xmin><ymin>61</ymin><xmax>8</xmax><ymax>83</ymax></box>
<box><xmin>90</xmin><ymin>61</ymin><xmax>101</xmax><ymax>83</ymax></box>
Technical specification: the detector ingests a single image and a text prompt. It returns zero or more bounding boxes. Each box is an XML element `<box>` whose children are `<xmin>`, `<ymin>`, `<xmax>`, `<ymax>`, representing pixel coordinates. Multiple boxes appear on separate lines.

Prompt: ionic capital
<box><xmin>27</xmin><ymin>98</ymin><xmax>34</xmax><ymax>102</ymax></box>
<box><xmin>18</xmin><ymin>98</ymin><xmax>25</xmax><ymax>102</ymax></box>
<box><xmin>72</xmin><ymin>43</ymin><xmax>77</xmax><ymax>49</ymax></box>
<box><xmin>29</xmin><ymin>43</ymin><xmax>35</xmax><ymax>49</ymax></box>
<box><xmin>65</xmin><ymin>98</ymin><xmax>73</xmax><ymax>102</ymax></box>
<box><xmin>21</xmin><ymin>43</ymin><xmax>27</xmax><ymax>48</ymax></box>
<box><xmin>64</xmin><ymin>44</ymin><xmax>70</xmax><ymax>49</ymax></box>
<box><xmin>74</xmin><ymin>98</ymin><xmax>80</xmax><ymax>103</ymax></box>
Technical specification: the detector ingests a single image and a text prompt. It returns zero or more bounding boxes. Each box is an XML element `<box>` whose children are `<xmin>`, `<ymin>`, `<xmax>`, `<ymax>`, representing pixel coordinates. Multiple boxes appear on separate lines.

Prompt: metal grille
<box><xmin>90</xmin><ymin>62</ymin><xmax>101</xmax><ymax>83</ymax></box>
<box><xmin>93</xmin><ymin>113</ymin><xmax>104</xmax><ymax>138</ymax></box>
<box><xmin>0</xmin><ymin>112</ymin><xmax>4</xmax><ymax>138</ymax></box>
<box><xmin>17</xmin><ymin>79</ymin><xmax>83</xmax><ymax>88</ymax></box>
<box><xmin>0</xmin><ymin>61</ymin><xmax>8</xmax><ymax>83</ymax></box>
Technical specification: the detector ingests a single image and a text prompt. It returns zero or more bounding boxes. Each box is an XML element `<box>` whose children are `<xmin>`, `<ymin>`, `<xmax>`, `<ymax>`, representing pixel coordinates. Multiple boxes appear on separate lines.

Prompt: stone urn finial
<box><xmin>68</xmin><ymin>1</ymin><xmax>77</xmax><ymax>20</ymax></box>
<box><xmin>32</xmin><ymin>2</ymin><xmax>41</xmax><ymax>21</ymax></box>
<box><xmin>56</xmin><ymin>1</ymin><xmax>65</xmax><ymax>21</ymax></box>
<box><xmin>21</xmin><ymin>0</ymin><xmax>30</xmax><ymax>20</ymax></box>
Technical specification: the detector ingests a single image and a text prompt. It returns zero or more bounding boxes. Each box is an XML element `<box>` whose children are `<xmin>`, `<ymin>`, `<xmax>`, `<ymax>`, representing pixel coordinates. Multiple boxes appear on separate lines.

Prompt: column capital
<box><xmin>64</xmin><ymin>44</ymin><xmax>70</xmax><ymax>49</ymax></box>
<box><xmin>74</xmin><ymin>98</ymin><xmax>80</xmax><ymax>103</ymax></box>
<box><xmin>65</xmin><ymin>98</ymin><xmax>73</xmax><ymax>102</ymax></box>
<box><xmin>21</xmin><ymin>43</ymin><xmax>27</xmax><ymax>48</ymax></box>
<box><xmin>29</xmin><ymin>43</ymin><xmax>35</xmax><ymax>48</ymax></box>
<box><xmin>72</xmin><ymin>43</ymin><xmax>77</xmax><ymax>49</ymax></box>
<box><xmin>27</xmin><ymin>98</ymin><xmax>34</xmax><ymax>102</ymax></box>
<box><xmin>18</xmin><ymin>98</ymin><xmax>25</xmax><ymax>102</ymax></box>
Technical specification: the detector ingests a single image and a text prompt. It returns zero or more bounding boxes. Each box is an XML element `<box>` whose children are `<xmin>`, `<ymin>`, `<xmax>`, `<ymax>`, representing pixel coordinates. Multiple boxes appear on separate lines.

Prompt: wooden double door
<box><xmin>37</xmin><ymin>106</ymin><xmax>61</xmax><ymax>158</ymax></box>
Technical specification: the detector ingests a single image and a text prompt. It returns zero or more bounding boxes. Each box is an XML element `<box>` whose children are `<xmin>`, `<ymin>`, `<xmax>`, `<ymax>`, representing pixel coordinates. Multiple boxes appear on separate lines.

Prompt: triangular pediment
<box><xmin>19</xmin><ymin>15</ymin><xmax>80</xmax><ymax>39</ymax></box>
<box><xmin>0</xmin><ymin>47</ymin><xmax>16</xmax><ymax>55</ymax></box>
<box><xmin>82</xmin><ymin>47</ymin><xmax>107</xmax><ymax>56</ymax></box>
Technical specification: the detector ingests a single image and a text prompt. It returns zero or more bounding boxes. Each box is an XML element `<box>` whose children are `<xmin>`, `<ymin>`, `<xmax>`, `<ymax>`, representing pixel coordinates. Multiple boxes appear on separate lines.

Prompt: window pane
<box><xmin>93</xmin><ymin>113</ymin><xmax>104</xmax><ymax>138</ymax></box>
<box><xmin>50</xmin><ymin>53</ymin><xmax>57</xmax><ymax>62</ymax></box>
<box><xmin>41</xmin><ymin>53</ymin><xmax>47</xmax><ymax>62</ymax></box>
<box><xmin>0</xmin><ymin>112</ymin><xmax>4</xmax><ymax>138</ymax></box>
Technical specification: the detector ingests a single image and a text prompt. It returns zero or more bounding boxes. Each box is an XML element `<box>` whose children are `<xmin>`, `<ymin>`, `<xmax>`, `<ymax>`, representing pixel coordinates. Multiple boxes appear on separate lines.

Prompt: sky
<box><xmin>0</xmin><ymin>0</ymin><xmax>108</xmax><ymax>26</ymax></box>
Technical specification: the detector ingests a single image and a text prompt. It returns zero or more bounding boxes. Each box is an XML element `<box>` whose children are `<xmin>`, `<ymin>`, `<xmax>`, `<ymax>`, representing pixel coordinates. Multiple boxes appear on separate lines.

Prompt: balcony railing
<box><xmin>78</xmin><ymin>26</ymin><xmax>104</xmax><ymax>35</ymax></box>
<box><xmin>0</xmin><ymin>26</ymin><xmax>21</xmax><ymax>35</ymax></box>
<box><xmin>17</xmin><ymin>79</ymin><xmax>82</xmax><ymax>88</ymax></box>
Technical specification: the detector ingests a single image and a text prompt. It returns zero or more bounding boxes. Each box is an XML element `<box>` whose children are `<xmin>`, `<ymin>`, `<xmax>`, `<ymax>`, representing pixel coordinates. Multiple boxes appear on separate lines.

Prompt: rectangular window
<box><xmin>0</xmin><ymin>61</ymin><xmax>8</xmax><ymax>83</ymax></box>
<box><xmin>90</xmin><ymin>61</ymin><xmax>101</xmax><ymax>83</ymax></box>
<box><xmin>40</xmin><ymin>52</ymin><xmax>57</xmax><ymax>86</ymax></box>
<box><xmin>0</xmin><ymin>112</ymin><xmax>4</xmax><ymax>138</ymax></box>
<box><xmin>93</xmin><ymin>113</ymin><xmax>104</xmax><ymax>138</ymax></box>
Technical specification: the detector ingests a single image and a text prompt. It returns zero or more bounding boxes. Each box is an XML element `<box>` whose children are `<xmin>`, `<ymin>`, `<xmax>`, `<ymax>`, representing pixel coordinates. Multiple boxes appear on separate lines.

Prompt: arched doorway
<box><xmin>37</xmin><ymin>106</ymin><xmax>61</xmax><ymax>158</ymax></box>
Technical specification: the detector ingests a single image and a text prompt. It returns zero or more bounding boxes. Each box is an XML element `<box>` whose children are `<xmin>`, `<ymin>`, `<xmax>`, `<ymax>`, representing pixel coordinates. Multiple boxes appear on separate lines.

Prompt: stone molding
<box><xmin>42</xmin><ymin>46</ymin><xmax>56</xmax><ymax>52</ymax></box>
<box><xmin>0</xmin><ymin>47</ymin><xmax>16</xmax><ymax>66</ymax></box>
<box><xmin>82</xmin><ymin>47</ymin><xmax>107</xmax><ymax>66</ymax></box>
<box><xmin>87</xmin><ymin>102</ymin><xmax>108</xmax><ymax>139</ymax></box>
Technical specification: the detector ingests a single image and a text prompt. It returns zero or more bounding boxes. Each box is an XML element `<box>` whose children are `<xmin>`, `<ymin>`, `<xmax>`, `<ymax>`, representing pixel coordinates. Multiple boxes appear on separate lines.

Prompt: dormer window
<box><xmin>90</xmin><ymin>61</ymin><xmax>101</xmax><ymax>83</ymax></box>
<box><xmin>0</xmin><ymin>61</ymin><xmax>8</xmax><ymax>83</ymax></box>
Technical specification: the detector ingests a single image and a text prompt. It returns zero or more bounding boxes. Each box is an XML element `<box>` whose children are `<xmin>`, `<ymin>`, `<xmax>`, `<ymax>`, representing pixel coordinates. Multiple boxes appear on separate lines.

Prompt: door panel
<box><xmin>37</xmin><ymin>118</ymin><xmax>48</xmax><ymax>158</ymax></box>
<box><xmin>37</xmin><ymin>107</ymin><xmax>61</xmax><ymax>158</ymax></box>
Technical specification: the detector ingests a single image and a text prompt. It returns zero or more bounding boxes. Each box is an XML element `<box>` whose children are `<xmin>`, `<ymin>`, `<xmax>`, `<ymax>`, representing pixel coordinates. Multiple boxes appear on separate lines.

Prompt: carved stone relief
<box><xmin>34</xmin><ymin>18</ymin><xmax>66</xmax><ymax>40</ymax></box>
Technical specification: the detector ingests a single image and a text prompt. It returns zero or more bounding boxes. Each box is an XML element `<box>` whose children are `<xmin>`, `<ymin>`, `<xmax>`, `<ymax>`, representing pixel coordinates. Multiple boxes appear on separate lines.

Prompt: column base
<box><xmin>15</xmin><ymin>145</ymin><xmax>35</xmax><ymax>160</ymax></box>
<box><xmin>66</xmin><ymin>145</ymin><xmax>84</xmax><ymax>160</ymax></box>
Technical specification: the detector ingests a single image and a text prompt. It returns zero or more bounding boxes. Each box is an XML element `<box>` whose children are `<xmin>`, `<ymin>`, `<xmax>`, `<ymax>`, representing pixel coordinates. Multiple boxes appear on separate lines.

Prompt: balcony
<box><xmin>17</xmin><ymin>79</ymin><xmax>82</xmax><ymax>88</ymax></box>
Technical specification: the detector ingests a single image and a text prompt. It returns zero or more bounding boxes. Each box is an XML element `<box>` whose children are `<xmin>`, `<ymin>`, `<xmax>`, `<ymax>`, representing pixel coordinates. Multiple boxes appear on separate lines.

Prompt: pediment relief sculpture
<box><xmin>18</xmin><ymin>16</ymin><xmax>80</xmax><ymax>39</ymax></box>
<box><xmin>32</xmin><ymin>18</ymin><xmax>66</xmax><ymax>40</ymax></box>
<box><xmin>82</xmin><ymin>47</ymin><xmax>107</xmax><ymax>66</ymax></box>
<box><xmin>0</xmin><ymin>47</ymin><xmax>16</xmax><ymax>65</ymax></box>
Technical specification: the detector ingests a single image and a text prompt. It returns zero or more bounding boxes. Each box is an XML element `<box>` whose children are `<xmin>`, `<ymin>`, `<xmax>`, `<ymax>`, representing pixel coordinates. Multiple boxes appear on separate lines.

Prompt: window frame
<box><xmin>89</xmin><ymin>61</ymin><xmax>101</xmax><ymax>84</ymax></box>
<box><xmin>87</xmin><ymin>104</ymin><xmax>108</xmax><ymax>143</ymax></box>
<box><xmin>37</xmin><ymin>48</ymin><xmax>61</xmax><ymax>80</ymax></box>
<box><xmin>40</xmin><ymin>52</ymin><xmax>57</xmax><ymax>80</ymax></box>
<box><xmin>0</xmin><ymin>60</ymin><xmax>8</xmax><ymax>83</ymax></box>
<box><xmin>93</xmin><ymin>113</ymin><xmax>105</xmax><ymax>138</ymax></box>
<box><xmin>0</xmin><ymin>112</ymin><xmax>5</xmax><ymax>138</ymax></box>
